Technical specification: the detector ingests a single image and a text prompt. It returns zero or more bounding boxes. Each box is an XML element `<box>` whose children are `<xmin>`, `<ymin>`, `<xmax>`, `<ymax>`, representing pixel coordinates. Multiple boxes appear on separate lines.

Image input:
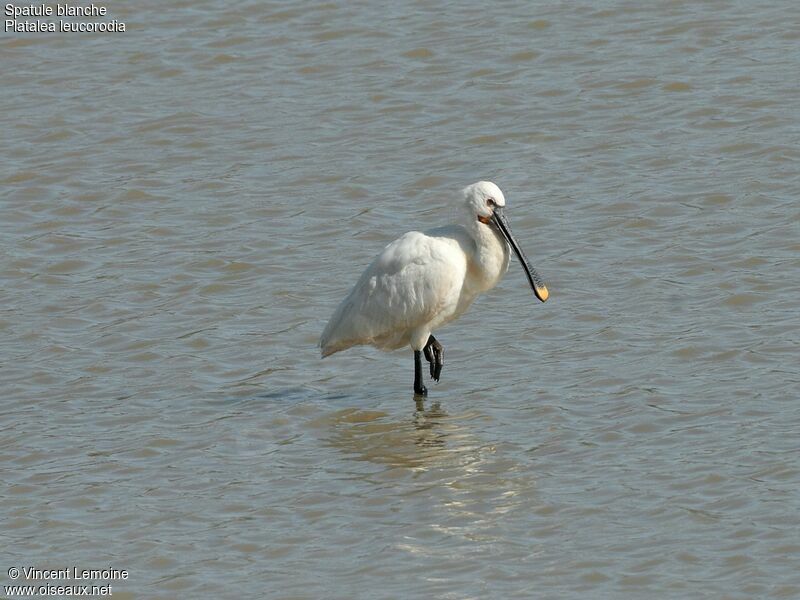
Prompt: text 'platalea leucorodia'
<box><xmin>320</xmin><ymin>181</ymin><xmax>549</xmax><ymax>395</ymax></box>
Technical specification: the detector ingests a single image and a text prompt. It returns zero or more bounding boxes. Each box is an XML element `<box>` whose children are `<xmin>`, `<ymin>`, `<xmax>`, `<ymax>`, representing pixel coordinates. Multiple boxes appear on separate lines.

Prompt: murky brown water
<box><xmin>2</xmin><ymin>1</ymin><xmax>800</xmax><ymax>598</ymax></box>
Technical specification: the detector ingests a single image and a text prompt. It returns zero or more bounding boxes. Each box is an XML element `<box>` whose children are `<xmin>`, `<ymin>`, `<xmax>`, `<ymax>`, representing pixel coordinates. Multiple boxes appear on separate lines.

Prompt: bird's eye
<box><xmin>486</xmin><ymin>198</ymin><xmax>496</xmax><ymax>207</ymax></box>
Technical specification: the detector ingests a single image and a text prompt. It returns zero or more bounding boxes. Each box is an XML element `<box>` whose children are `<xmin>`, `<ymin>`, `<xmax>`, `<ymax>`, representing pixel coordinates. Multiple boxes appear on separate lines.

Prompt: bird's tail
<box><xmin>319</xmin><ymin>296</ymin><xmax>357</xmax><ymax>358</ymax></box>
<box><xmin>319</xmin><ymin>321</ymin><xmax>340</xmax><ymax>358</ymax></box>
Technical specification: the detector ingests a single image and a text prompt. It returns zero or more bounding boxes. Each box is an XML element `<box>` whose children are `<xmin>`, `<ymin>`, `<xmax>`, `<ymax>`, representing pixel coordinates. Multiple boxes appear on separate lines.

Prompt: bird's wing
<box><xmin>320</xmin><ymin>231</ymin><xmax>468</xmax><ymax>355</ymax></box>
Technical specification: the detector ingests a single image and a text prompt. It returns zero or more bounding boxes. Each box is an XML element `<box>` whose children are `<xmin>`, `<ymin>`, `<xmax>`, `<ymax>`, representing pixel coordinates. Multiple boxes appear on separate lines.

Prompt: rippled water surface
<box><xmin>2</xmin><ymin>1</ymin><xmax>800</xmax><ymax>598</ymax></box>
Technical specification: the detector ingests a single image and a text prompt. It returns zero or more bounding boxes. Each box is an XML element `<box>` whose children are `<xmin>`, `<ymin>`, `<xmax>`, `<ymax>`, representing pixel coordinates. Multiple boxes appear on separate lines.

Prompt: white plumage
<box><xmin>320</xmin><ymin>181</ymin><xmax>548</xmax><ymax>394</ymax></box>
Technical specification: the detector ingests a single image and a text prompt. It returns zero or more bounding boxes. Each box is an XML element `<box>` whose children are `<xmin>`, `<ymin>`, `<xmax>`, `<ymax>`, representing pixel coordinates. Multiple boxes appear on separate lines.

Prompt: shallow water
<box><xmin>2</xmin><ymin>1</ymin><xmax>800</xmax><ymax>598</ymax></box>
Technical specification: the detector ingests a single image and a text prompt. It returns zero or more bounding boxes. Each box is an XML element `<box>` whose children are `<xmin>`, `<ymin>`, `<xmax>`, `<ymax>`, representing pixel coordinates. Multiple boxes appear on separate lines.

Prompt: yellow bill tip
<box><xmin>536</xmin><ymin>285</ymin><xmax>549</xmax><ymax>302</ymax></box>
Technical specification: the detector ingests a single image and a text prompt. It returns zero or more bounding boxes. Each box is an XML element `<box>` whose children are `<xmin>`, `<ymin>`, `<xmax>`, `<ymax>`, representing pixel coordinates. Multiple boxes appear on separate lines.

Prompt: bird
<box><xmin>320</xmin><ymin>181</ymin><xmax>549</xmax><ymax>396</ymax></box>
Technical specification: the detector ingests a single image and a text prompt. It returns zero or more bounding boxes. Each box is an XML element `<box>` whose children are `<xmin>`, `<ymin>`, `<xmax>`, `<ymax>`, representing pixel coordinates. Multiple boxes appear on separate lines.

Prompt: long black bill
<box><xmin>491</xmin><ymin>208</ymin><xmax>549</xmax><ymax>302</ymax></box>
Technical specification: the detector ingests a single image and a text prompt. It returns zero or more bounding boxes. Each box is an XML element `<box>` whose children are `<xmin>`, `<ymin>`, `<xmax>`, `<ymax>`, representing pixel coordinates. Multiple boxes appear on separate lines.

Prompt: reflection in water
<box><xmin>323</xmin><ymin>398</ymin><xmax>473</xmax><ymax>470</ymax></box>
<box><xmin>412</xmin><ymin>399</ymin><xmax>449</xmax><ymax>450</ymax></box>
<box><xmin>323</xmin><ymin>395</ymin><xmax>537</xmax><ymax>549</ymax></box>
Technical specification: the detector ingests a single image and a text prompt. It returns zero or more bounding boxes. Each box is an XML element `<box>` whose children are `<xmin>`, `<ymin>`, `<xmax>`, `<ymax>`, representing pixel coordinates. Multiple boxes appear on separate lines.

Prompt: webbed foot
<box><xmin>423</xmin><ymin>335</ymin><xmax>444</xmax><ymax>382</ymax></box>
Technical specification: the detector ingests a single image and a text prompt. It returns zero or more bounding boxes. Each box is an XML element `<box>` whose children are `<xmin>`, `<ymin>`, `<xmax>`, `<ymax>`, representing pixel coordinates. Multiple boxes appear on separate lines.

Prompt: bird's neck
<box><xmin>466</xmin><ymin>220</ymin><xmax>510</xmax><ymax>292</ymax></box>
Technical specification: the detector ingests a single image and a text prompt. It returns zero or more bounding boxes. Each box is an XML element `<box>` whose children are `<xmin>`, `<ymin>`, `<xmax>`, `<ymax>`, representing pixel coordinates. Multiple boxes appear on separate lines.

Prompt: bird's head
<box><xmin>463</xmin><ymin>180</ymin><xmax>506</xmax><ymax>223</ymax></box>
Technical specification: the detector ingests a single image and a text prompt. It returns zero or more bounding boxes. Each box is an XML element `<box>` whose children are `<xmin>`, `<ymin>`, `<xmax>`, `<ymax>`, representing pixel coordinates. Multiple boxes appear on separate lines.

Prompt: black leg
<box><xmin>414</xmin><ymin>350</ymin><xmax>427</xmax><ymax>395</ymax></box>
<box><xmin>422</xmin><ymin>335</ymin><xmax>444</xmax><ymax>382</ymax></box>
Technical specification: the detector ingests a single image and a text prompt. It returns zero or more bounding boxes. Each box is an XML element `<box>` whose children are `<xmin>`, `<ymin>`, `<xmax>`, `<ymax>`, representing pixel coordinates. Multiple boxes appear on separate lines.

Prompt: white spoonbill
<box><xmin>320</xmin><ymin>181</ymin><xmax>549</xmax><ymax>395</ymax></box>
